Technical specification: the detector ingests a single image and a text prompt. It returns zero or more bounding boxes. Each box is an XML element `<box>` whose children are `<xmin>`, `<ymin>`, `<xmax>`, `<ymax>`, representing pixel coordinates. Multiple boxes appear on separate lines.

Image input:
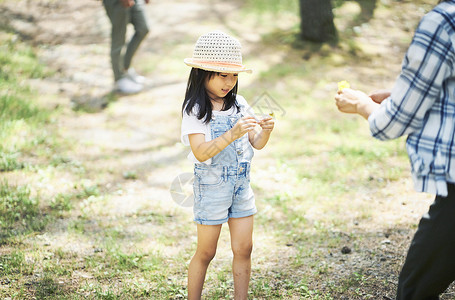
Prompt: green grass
<box><xmin>0</xmin><ymin>32</ymin><xmax>71</xmax><ymax>245</ymax></box>
<box><xmin>0</xmin><ymin>250</ymin><xmax>34</xmax><ymax>276</ymax></box>
<box><xmin>0</xmin><ymin>0</ymin><xmax>444</xmax><ymax>299</ymax></box>
<box><xmin>244</xmin><ymin>0</ymin><xmax>298</xmax><ymax>14</ymax></box>
<box><xmin>0</xmin><ymin>33</ymin><xmax>54</xmax><ymax>171</ymax></box>
<box><xmin>0</xmin><ymin>181</ymin><xmax>37</xmax><ymax>226</ymax></box>
<box><xmin>0</xmin><ymin>181</ymin><xmax>48</xmax><ymax>241</ymax></box>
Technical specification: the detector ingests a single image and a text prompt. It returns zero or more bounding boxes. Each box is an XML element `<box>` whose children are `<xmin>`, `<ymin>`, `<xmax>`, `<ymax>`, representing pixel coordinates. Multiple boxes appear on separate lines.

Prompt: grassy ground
<box><xmin>1</xmin><ymin>0</ymin><xmax>453</xmax><ymax>299</ymax></box>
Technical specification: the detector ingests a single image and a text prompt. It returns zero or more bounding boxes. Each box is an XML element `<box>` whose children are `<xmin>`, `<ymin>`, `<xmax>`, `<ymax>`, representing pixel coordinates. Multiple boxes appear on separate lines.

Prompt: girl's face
<box><xmin>204</xmin><ymin>73</ymin><xmax>238</xmax><ymax>101</ymax></box>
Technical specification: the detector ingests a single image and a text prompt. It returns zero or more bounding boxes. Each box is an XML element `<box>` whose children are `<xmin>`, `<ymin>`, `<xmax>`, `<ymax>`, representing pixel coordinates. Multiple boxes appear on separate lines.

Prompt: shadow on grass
<box><xmin>71</xmin><ymin>79</ymin><xmax>182</xmax><ymax>113</ymax></box>
<box><xmin>334</xmin><ymin>0</ymin><xmax>378</xmax><ymax>26</ymax></box>
<box><xmin>0</xmin><ymin>1</ymin><xmax>106</xmax><ymax>46</ymax></box>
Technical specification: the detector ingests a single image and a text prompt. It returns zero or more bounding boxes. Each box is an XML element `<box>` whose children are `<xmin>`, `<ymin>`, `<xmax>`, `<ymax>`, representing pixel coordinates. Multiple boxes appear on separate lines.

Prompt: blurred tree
<box><xmin>299</xmin><ymin>0</ymin><xmax>337</xmax><ymax>43</ymax></box>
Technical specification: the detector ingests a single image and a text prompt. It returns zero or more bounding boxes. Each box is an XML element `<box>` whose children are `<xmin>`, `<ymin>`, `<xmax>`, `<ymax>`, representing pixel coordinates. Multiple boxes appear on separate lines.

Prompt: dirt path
<box><xmin>0</xmin><ymin>0</ymin><xmax>270</xmax><ymax>273</ymax></box>
<box><xmin>4</xmin><ymin>0</ymin><xmax>454</xmax><ymax>298</ymax></box>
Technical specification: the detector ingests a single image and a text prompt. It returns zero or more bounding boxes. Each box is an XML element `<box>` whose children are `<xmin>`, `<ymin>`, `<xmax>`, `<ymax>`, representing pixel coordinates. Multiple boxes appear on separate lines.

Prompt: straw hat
<box><xmin>184</xmin><ymin>31</ymin><xmax>252</xmax><ymax>74</ymax></box>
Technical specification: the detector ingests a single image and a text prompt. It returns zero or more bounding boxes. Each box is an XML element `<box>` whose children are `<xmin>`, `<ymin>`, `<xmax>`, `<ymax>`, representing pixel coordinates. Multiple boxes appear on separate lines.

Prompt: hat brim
<box><xmin>184</xmin><ymin>58</ymin><xmax>252</xmax><ymax>74</ymax></box>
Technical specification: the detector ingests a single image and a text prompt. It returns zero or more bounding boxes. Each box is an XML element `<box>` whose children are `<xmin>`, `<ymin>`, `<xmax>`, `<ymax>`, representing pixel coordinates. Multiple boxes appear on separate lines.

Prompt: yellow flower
<box><xmin>268</xmin><ymin>112</ymin><xmax>275</xmax><ymax>118</ymax></box>
<box><xmin>338</xmin><ymin>80</ymin><xmax>350</xmax><ymax>91</ymax></box>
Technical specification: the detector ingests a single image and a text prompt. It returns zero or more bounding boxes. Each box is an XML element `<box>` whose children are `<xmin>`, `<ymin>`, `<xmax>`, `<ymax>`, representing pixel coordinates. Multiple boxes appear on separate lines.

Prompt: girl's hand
<box><xmin>258</xmin><ymin>117</ymin><xmax>275</xmax><ymax>132</ymax></box>
<box><xmin>230</xmin><ymin>116</ymin><xmax>258</xmax><ymax>140</ymax></box>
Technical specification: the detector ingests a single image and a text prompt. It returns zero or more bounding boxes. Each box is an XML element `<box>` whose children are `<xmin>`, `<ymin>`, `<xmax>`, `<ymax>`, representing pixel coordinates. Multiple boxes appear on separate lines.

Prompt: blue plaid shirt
<box><xmin>369</xmin><ymin>1</ymin><xmax>455</xmax><ymax>196</ymax></box>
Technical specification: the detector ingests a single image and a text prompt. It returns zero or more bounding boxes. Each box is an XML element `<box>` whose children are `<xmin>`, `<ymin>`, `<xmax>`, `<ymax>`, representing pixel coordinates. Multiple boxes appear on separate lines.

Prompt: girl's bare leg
<box><xmin>188</xmin><ymin>224</ymin><xmax>222</xmax><ymax>300</ymax></box>
<box><xmin>228</xmin><ymin>216</ymin><xmax>254</xmax><ymax>300</ymax></box>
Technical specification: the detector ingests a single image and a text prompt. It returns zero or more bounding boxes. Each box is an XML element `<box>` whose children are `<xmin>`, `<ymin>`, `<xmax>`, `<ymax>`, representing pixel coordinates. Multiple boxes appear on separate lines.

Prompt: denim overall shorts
<box><xmin>193</xmin><ymin>110</ymin><xmax>257</xmax><ymax>225</ymax></box>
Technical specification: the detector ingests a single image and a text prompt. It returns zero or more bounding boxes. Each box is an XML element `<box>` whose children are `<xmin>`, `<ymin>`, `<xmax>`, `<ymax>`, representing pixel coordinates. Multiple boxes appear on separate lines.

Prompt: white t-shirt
<box><xmin>181</xmin><ymin>95</ymin><xmax>253</xmax><ymax>164</ymax></box>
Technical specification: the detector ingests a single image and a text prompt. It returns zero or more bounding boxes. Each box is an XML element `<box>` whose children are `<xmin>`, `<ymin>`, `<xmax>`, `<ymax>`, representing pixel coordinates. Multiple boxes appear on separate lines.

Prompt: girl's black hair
<box><xmin>182</xmin><ymin>68</ymin><xmax>239</xmax><ymax>124</ymax></box>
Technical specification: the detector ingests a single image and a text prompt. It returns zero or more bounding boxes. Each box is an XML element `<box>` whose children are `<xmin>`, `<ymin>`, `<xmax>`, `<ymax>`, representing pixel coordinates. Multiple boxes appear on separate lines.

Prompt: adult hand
<box><xmin>230</xmin><ymin>116</ymin><xmax>258</xmax><ymax>140</ymax></box>
<box><xmin>334</xmin><ymin>88</ymin><xmax>369</xmax><ymax>114</ymax></box>
<box><xmin>335</xmin><ymin>88</ymin><xmax>380</xmax><ymax>120</ymax></box>
<box><xmin>369</xmin><ymin>89</ymin><xmax>391</xmax><ymax>104</ymax></box>
<box><xmin>120</xmin><ymin>0</ymin><xmax>135</xmax><ymax>8</ymax></box>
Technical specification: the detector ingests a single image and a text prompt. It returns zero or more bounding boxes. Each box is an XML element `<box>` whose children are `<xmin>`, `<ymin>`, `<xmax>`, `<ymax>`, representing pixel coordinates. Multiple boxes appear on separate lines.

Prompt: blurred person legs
<box><xmin>114</xmin><ymin>76</ymin><xmax>142</xmax><ymax>94</ymax></box>
<box><xmin>396</xmin><ymin>183</ymin><xmax>455</xmax><ymax>300</ymax></box>
<box><xmin>103</xmin><ymin>0</ymin><xmax>150</xmax><ymax>94</ymax></box>
<box><xmin>126</xmin><ymin>68</ymin><xmax>145</xmax><ymax>85</ymax></box>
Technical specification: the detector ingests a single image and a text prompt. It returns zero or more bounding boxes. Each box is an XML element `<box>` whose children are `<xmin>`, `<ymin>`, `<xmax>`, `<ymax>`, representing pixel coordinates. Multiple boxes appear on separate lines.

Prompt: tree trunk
<box><xmin>299</xmin><ymin>0</ymin><xmax>337</xmax><ymax>43</ymax></box>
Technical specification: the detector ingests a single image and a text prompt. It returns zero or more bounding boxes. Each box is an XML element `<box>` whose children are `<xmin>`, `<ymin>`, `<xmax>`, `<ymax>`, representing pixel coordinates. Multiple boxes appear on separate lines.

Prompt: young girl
<box><xmin>181</xmin><ymin>31</ymin><xmax>274</xmax><ymax>300</ymax></box>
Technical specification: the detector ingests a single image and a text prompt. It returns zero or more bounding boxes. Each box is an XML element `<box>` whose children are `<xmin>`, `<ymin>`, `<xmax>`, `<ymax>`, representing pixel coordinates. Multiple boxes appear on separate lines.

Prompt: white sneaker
<box><xmin>115</xmin><ymin>76</ymin><xmax>143</xmax><ymax>94</ymax></box>
<box><xmin>127</xmin><ymin>68</ymin><xmax>146</xmax><ymax>85</ymax></box>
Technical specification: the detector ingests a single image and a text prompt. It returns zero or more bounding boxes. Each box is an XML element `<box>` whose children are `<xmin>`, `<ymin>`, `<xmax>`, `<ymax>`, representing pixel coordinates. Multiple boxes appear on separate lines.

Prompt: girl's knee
<box><xmin>232</xmin><ymin>242</ymin><xmax>253</xmax><ymax>258</ymax></box>
<box><xmin>195</xmin><ymin>248</ymin><xmax>217</xmax><ymax>264</ymax></box>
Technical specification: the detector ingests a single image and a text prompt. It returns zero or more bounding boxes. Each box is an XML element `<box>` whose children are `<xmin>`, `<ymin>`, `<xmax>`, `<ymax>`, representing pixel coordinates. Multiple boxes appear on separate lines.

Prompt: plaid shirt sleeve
<box><xmin>368</xmin><ymin>14</ymin><xmax>454</xmax><ymax>140</ymax></box>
